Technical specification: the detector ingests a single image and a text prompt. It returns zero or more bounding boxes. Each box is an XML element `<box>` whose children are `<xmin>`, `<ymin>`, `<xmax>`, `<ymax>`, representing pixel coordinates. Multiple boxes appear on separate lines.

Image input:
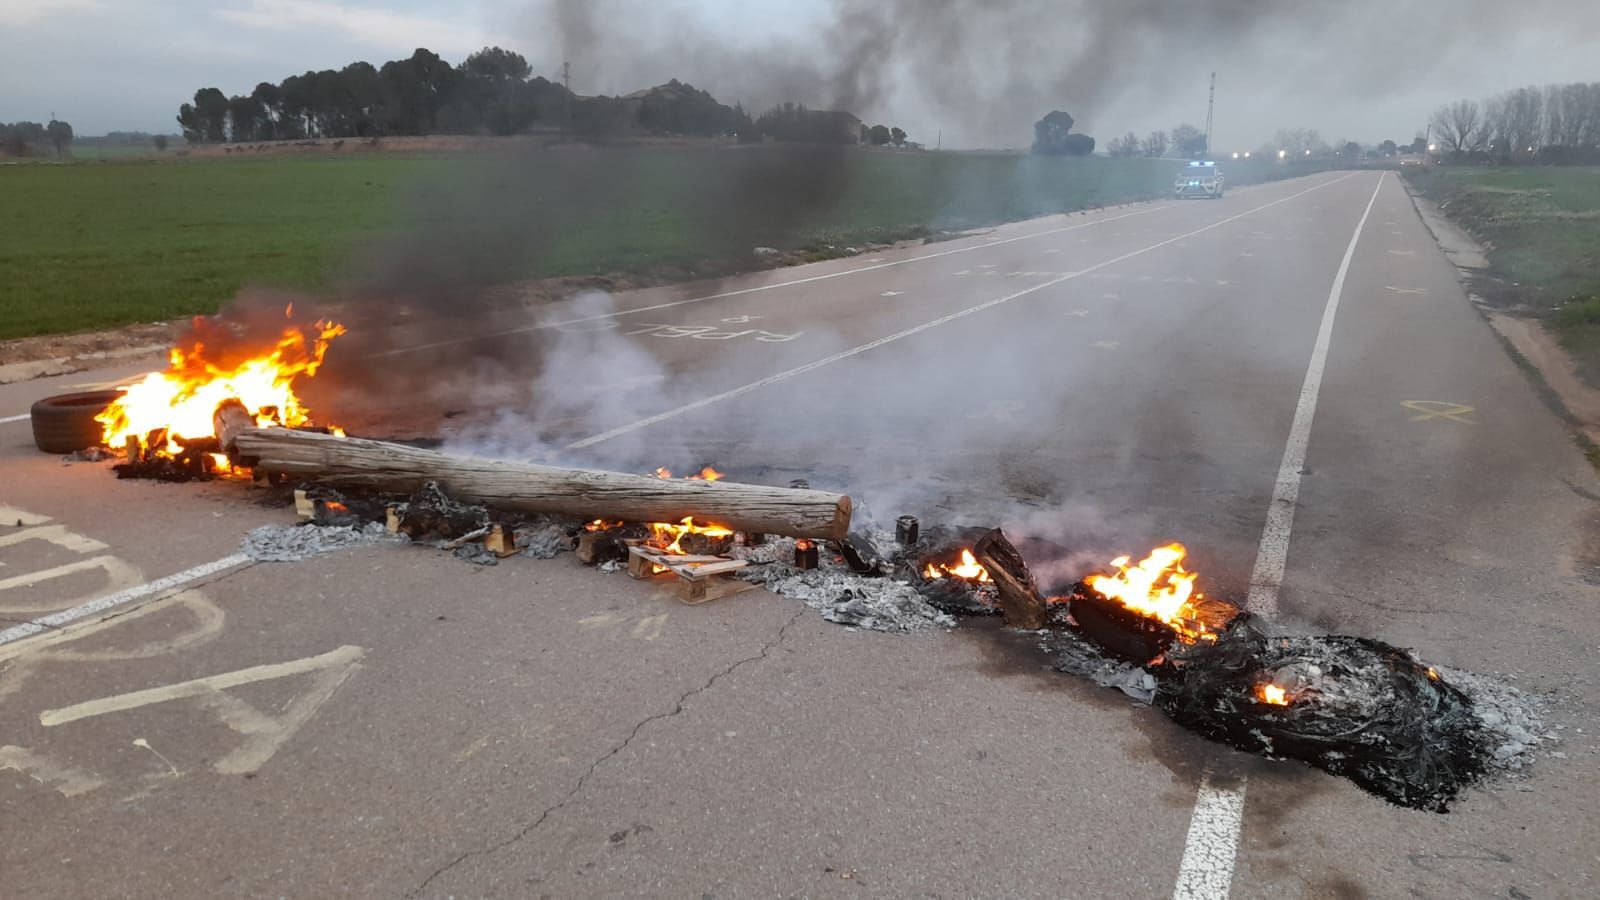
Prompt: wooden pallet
<box><xmin>625</xmin><ymin>543</ymin><xmax>757</xmax><ymax>604</ymax></box>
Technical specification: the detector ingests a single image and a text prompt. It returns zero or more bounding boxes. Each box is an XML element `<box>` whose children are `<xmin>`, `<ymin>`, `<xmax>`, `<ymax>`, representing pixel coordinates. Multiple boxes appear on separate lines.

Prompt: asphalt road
<box><xmin>3</xmin><ymin>171</ymin><xmax>1598</xmax><ymax>899</ymax></box>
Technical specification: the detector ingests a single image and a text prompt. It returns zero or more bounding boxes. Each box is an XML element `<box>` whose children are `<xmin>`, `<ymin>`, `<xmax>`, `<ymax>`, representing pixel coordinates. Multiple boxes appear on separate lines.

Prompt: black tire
<box><xmin>30</xmin><ymin>390</ymin><xmax>123</xmax><ymax>454</ymax></box>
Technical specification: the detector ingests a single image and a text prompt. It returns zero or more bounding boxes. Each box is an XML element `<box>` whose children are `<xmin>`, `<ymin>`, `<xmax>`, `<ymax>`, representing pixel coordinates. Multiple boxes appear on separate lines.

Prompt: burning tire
<box><xmin>29</xmin><ymin>390</ymin><xmax>121</xmax><ymax>454</ymax></box>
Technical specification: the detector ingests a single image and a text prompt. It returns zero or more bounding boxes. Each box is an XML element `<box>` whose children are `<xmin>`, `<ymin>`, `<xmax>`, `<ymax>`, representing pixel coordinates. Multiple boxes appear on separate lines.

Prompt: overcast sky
<box><xmin>3</xmin><ymin>0</ymin><xmax>1596</xmax><ymax>149</ymax></box>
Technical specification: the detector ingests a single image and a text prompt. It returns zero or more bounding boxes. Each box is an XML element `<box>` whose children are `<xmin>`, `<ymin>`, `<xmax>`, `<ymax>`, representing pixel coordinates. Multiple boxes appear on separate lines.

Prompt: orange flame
<box><xmin>585</xmin><ymin>519</ymin><xmax>625</xmax><ymax>532</ymax></box>
<box><xmin>1257</xmin><ymin>684</ymin><xmax>1290</xmax><ymax>706</ymax></box>
<box><xmin>653</xmin><ymin>466</ymin><xmax>723</xmax><ymax>481</ymax></box>
<box><xmin>1084</xmin><ymin>543</ymin><xmax>1213</xmax><ymax>642</ymax></box>
<box><xmin>97</xmin><ymin>311</ymin><xmax>344</xmax><ymax>457</ymax></box>
<box><xmin>648</xmin><ymin>517</ymin><xmax>733</xmax><ymax>554</ymax></box>
<box><xmin>923</xmin><ymin>549</ymin><xmax>993</xmax><ymax>582</ymax></box>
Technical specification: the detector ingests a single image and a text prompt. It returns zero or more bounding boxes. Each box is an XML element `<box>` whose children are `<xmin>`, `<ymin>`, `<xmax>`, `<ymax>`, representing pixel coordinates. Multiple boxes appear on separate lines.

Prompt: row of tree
<box><xmin>1430</xmin><ymin>82</ymin><xmax>1600</xmax><ymax>163</ymax></box>
<box><xmin>1104</xmin><ymin>123</ymin><xmax>1209</xmax><ymax>158</ymax></box>
<box><xmin>0</xmin><ymin>120</ymin><xmax>74</xmax><ymax>157</ymax></box>
<box><xmin>176</xmin><ymin>46</ymin><xmax>907</xmax><ymax>146</ymax></box>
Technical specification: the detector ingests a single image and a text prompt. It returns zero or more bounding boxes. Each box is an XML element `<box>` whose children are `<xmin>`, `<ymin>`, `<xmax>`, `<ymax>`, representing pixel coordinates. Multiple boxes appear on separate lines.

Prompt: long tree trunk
<box><xmin>228</xmin><ymin>427</ymin><xmax>852</xmax><ymax>540</ymax></box>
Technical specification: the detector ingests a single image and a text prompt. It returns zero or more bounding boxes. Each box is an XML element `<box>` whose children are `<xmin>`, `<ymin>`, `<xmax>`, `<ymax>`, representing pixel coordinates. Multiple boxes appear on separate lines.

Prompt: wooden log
<box><xmin>213</xmin><ymin>399</ymin><xmax>257</xmax><ymax>462</ymax></box>
<box><xmin>229</xmin><ymin>427</ymin><xmax>852</xmax><ymax>540</ymax></box>
<box><xmin>972</xmin><ymin>528</ymin><xmax>1049</xmax><ymax>630</ymax></box>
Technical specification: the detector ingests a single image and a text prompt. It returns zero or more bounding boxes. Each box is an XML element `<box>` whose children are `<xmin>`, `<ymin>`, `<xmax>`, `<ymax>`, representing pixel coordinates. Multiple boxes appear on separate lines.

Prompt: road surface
<box><xmin>2</xmin><ymin>171</ymin><xmax>1597</xmax><ymax>898</ymax></box>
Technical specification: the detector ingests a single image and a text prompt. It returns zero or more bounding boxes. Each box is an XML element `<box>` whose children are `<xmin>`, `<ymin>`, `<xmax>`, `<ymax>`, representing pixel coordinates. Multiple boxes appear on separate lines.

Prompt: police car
<box><xmin>1175</xmin><ymin>160</ymin><xmax>1224</xmax><ymax>199</ymax></box>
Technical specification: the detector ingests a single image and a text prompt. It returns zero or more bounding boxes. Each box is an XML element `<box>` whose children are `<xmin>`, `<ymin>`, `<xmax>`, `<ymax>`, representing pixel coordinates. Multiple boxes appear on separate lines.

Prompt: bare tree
<box><xmin>1481</xmin><ymin>93</ymin><xmax>1511</xmax><ymax>156</ymax></box>
<box><xmin>1506</xmin><ymin>86</ymin><xmax>1543</xmax><ymax>157</ymax></box>
<box><xmin>1107</xmin><ymin>131</ymin><xmax>1140</xmax><ymax>157</ymax></box>
<box><xmin>1430</xmin><ymin>99</ymin><xmax>1481</xmax><ymax>155</ymax></box>
<box><xmin>1142</xmin><ymin>129</ymin><xmax>1167</xmax><ymax>157</ymax></box>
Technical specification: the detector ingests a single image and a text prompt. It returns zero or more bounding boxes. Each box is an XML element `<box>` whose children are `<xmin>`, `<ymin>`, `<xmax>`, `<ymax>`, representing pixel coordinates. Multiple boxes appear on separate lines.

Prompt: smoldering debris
<box><xmin>731</xmin><ymin>533</ymin><xmax>956</xmax><ymax>633</ymax></box>
<box><xmin>1155</xmin><ymin>614</ymin><xmax>1491</xmax><ymax>811</ymax></box>
<box><xmin>228</xmin><ymin>473</ymin><xmax>1553</xmax><ymax>810</ymax></box>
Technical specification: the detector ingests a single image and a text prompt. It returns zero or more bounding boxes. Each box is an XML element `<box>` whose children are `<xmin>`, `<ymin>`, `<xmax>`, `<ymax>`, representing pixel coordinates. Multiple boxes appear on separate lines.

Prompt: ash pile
<box><xmin>243</xmin><ymin>480</ymin><xmax>591</xmax><ymax>565</ymax></box>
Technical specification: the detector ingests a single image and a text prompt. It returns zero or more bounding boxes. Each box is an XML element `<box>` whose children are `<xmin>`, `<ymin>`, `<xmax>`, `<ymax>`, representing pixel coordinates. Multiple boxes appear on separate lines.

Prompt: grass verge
<box><xmin>1407</xmin><ymin>166</ymin><xmax>1600</xmax><ymax>383</ymax></box>
<box><xmin>2</xmin><ymin>147</ymin><xmax>1326</xmax><ymax>341</ymax></box>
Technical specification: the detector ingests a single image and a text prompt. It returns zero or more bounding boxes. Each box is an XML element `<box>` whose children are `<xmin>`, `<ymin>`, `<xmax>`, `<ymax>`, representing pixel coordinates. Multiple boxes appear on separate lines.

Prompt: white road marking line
<box><xmin>0</xmin><ymin>554</ymin><xmax>252</xmax><ymax>647</ymax></box>
<box><xmin>566</xmin><ymin>174</ymin><xmax>1356</xmax><ymax>451</ymax></box>
<box><xmin>368</xmin><ymin>176</ymin><xmax>1350</xmax><ymax>359</ymax></box>
<box><xmin>0</xmin><ymin>414</ymin><xmax>29</xmax><ymax>425</ymax></box>
<box><xmin>1172</xmin><ymin>774</ymin><xmax>1247</xmax><ymax>900</ymax></box>
<box><xmin>1170</xmin><ymin>173</ymin><xmax>1387</xmax><ymax>900</ymax></box>
<box><xmin>1245</xmin><ymin>174</ymin><xmax>1383</xmax><ymax>617</ymax></box>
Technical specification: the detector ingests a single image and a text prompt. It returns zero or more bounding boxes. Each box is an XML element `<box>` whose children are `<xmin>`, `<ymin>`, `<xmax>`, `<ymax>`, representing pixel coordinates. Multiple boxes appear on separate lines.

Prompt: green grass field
<box><xmin>1408</xmin><ymin>166</ymin><xmax>1600</xmax><ymax>381</ymax></box>
<box><xmin>1</xmin><ymin>148</ymin><xmax>1323</xmax><ymax>341</ymax></box>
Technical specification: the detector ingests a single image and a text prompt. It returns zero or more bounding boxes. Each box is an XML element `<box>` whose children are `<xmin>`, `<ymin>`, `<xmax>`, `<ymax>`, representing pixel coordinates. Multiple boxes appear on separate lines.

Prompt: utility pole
<box><xmin>1203</xmin><ymin>72</ymin><xmax>1215</xmax><ymax>156</ymax></box>
<box><xmin>936</xmin><ymin>129</ymin><xmax>941</xmax><ymax>152</ymax></box>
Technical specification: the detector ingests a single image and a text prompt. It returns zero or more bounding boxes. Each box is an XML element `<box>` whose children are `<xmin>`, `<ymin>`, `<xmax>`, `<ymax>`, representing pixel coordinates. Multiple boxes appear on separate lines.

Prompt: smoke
<box><xmin>274</xmin><ymin>0</ymin><xmax>1596</xmax><ymax>589</ymax></box>
<box><xmin>526</xmin><ymin>0</ymin><xmax>1600</xmax><ymax>148</ymax></box>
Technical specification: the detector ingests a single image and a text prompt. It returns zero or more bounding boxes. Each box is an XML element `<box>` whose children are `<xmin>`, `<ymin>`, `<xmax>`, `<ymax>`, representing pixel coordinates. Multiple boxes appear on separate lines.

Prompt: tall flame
<box><xmin>1084</xmin><ymin>543</ymin><xmax>1212</xmax><ymax>641</ymax></box>
<box><xmin>97</xmin><ymin>313</ymin><xmax>344</xmax><ymax>456</ymax></box>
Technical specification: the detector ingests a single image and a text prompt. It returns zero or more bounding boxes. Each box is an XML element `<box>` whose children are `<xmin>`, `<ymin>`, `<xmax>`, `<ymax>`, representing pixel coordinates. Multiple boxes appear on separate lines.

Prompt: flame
<box><xmin>923</xmin><ymin>549</ymin><xmax>993</xmax><ymax>582</ymax></box>
<box><xmin>1084</xmin><ymin>543</ymin><xmax>1213</xmax><ymax>642</ymax></box>
<box><xmin>653</xmin><ymin>466</ymin><xmax>723</xmax><ymax>481</ymax></box>
<box><xmin>1257</xmin><ymin>684</ymin><xmax>1290</xmax><ymax>706</ymax></box>
<box><xmin>585</xmin><ymin>519</ymin><xmax>625</xmax><ymax>532</ymax></box>
<box><xmin>1426</xmin><ymin>667</ymin><xmax>1440</xmax><ymax>681</ymax></box>
<box><xmin>648</xmin><ymin>516</ymin><xmax>733</xmax><ymax>554</ymax></box>
<box><xmin>97</xmin><ymin>311</ymin><xmax>344</xmax><ymax>457</ymax></box>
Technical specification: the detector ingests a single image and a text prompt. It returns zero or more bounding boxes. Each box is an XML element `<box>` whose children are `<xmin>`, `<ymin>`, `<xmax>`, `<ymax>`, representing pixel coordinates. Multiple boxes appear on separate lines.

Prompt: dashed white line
<box><xmin>566</xmin><ymin>174</ymin><xmax>1355</xmax><ymax>451</ymax></box>
<box><xmin>0</xmin><ymin>553</ymin><xmax>253</xmax><ymax>648</ymax></box>
<box><xmin>1170</xmin><ymin>173</ymin><xmax>1386</xmax><ymax>900</ymax></box>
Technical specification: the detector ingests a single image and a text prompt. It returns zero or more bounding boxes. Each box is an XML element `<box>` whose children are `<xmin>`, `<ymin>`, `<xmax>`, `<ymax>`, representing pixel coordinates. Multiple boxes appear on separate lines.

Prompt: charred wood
<box><xmin>971</xmin><ymin>528</ymin><xmax>1048</xmax><ymax>629</ymax></box>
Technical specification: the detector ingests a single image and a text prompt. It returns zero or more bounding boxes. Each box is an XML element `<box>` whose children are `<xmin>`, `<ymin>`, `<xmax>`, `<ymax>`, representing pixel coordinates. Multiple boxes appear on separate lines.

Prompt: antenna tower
<box><xmin>1204</xmin><ymin>72</ymin><xmax>1216</xmax><ymax>156</ymax></box>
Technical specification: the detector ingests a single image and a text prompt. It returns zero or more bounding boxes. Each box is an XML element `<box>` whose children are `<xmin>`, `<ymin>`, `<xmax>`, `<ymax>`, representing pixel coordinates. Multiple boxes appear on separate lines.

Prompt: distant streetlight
<box><xmin>1428</xmin><ymin>143</ymin><xmax>1437</xmax><ymax>152</ymax></box>
<box><xmin>1232</xmin><ymin>151</ymin><xmax>1239</xmax><ymax>159</ymax></box>
<box><xmin>1278</xmin><ymin>149</ymin><xmax>1287</xmax><ymax>159</ymax></box>
<box><xmin>1305</xmin><ymin>149</ymin><xmax>1312</xmax><ymax>155</ymax></box>
<box><xmin>1243</xmin><ymin>151</ymin><xmax>1251</xmax><ymax>158</ymax></box>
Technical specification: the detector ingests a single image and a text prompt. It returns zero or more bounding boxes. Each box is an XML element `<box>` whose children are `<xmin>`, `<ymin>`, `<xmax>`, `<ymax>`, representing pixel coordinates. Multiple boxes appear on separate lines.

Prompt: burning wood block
<box><xmin>1067</xmin><ymin>585</ymin><xmax>1179</xmax><ymax>664</ymax></box>
<box><xmin>1067</xmin><ymin>544</ymin><xmax>1238</xmax><ymax>661</ymax></box>
<box><xmin>971</xmin><ymin>528</ymin><xmax>1049</xmax><ymax>630</ymax></box>
<box><xmin>225</xmin><ymin>428</ymin><xmax>852</xmax><ymax>540</ymax></box>
<box><xmin>793</xmin><ymin>539</ymin><xmax>819</xmax><ymax>570</ymax></box>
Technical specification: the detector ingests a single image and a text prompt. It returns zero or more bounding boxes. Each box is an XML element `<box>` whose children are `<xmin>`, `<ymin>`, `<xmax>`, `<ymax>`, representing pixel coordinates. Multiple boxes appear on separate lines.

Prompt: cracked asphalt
<box><xmin>3</xmin><ymin>172</ymin><xmax>1600</xmax><ymax>897</ymax></box>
